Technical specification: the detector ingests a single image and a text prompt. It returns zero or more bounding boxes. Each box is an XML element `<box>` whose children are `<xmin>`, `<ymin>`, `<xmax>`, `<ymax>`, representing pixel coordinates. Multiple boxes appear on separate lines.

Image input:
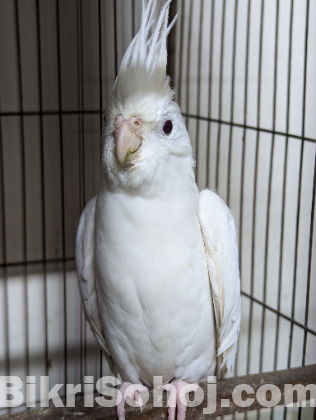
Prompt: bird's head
<box><xmin>102</xmin><ymin>0</ymin><xmax>194</xmax><ymax>195</ymax></box>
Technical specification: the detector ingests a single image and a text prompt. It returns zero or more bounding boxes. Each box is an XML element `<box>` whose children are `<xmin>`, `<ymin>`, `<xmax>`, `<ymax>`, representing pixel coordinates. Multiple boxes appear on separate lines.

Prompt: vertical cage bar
<box><xmin>14</xmin><ymin>0</ymin><xmax>29</xmax><ymax>384</ymax></box>
<box><xmin>77</xmin><ymin>0</ymin><xmax>86</xmax><ymax>391</ymax></box>
<box><xmin>194</xmin><ymin>0</ymin><xmax>204</xmax><ymax>185</ymax></box>
<box><xmin>229</xmin><ymin>8</ymin><xmax>239</xmax><ymax>418</ymax></box>
<box><xmin>228</xmin><ymin>2</ymin><xmax>239</xmax><ymax>397</ymax></box>
<box><xmin>77</xmin><ymin>0</ymin><xmax>87</xmax><ymax>384</ymax></box>
<box><xmin>273</xmin><ymin>0</ymin><xmax>294</xmax><ymax>376</ymax></box>
<box><xmin>287</xmin><ymin>0</ymin><xmax>310</xmax><ymax>370</ymax></box>
<box><xmin>0</xmin><ymin>99</ymin><xmax>10</xmax><ymax>414</ymax></box>
<box><xmin>35</xmin><ymin>0</ymin><xmax>49</xmax><ymax>377</ymax></box>
<box><xmin>245</xmin><ymin>5</ymin><xmax>266</xmax><ymax>417</ymax></box>
<box><xmin>98</xmin><ymin>0</ymin><xmax>103</xmax><ymax>131</ymax></box>
<box><xmin>239</xmin><ymin>0</ymin><xmax>253</xmax><ymax>283</ymax></box>
<box><xmin>185</xmin><ymin>0</ymin><xmax>193</xmax><ymax>130</ymax></box>
<box><xmin>241</xmin><ymin>0</ymin><xmax>251</xmax><ymax>407</ymax></box>
<box><xmin>253</xmin><ymin>6</ymin><xmax>267</xmax><ymax>417</ymax></box>
<box><xmin>227</xmin><ymin>0</ymin><xmax>239</xmax><ymax>208</ymax></box>
<box><xmin>98</xmin><ymin>0</ymin><xmax>104</xmax><ymax>379</ymax></box>
<box><xmin>177</xmin><ymin>0</ymin><xmax>185</xmax><ymax>107</ymax></box>
<box><xmin>215</xmin><ymin>0</ymin><xmax>227</xmax><ymax>192</ymax></box>
<box><xmin>260</xmin><ymin>0</ymin><xmax>280</xmax><ymax>378</ymax></box>
<box><xmin>132</xmin><ymin>0</ymin><xmax>136</xmax><ymax>37</ymax></box>
<box><xmin>113</xmin><ymin>0</ymin><xmax>118</xmax><ymax>78</ymax></box>
<box><xmin>246</xmin><ymin>0</ymin><xmax>265</xmax><ymax>379</ymax></box>
<box><xmin>56</xmin><ymin>0</ymin><xmax>68</xmax><ymax>389</ymax></box>
<box><xmin>205</xmin><ymin>0</ymin><xmax>215</xmax><ymax>188</ymax></box>
<box><xmin>167</xmin><ymin>0</ymin><xmax>177</xmax><ymax>88</ymax></box>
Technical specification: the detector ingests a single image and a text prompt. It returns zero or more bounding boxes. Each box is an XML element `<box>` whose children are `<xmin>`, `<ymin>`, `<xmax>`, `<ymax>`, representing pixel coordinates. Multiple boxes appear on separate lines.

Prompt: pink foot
<box><xmin>116</xmin><ymin>381</ymin><xmax>147</xmax><ymax>420</ymax></box>
<box><xmin>167</xmin><ymin>379</ymin><xmax>199</xmax><ymax>420</ymax></box>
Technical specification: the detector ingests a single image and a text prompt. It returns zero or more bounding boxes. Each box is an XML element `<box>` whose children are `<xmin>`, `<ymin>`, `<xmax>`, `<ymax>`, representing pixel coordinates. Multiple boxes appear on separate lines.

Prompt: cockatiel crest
<box><xmin>111</xmin><ymin>0</ymin><xmax>177</xmax><ymax>119</ymax></box>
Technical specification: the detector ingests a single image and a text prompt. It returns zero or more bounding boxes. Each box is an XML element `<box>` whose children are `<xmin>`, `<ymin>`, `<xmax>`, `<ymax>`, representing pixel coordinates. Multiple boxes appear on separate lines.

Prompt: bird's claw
<box><xmin>116</xmin><ymin>381</ymin><xmax>146</xmax><ymax>420</ymax></box>
<box><xmin>167</xmin><ymin>379</ymin><xmax>198</xmax><ymax>420</ymax></box>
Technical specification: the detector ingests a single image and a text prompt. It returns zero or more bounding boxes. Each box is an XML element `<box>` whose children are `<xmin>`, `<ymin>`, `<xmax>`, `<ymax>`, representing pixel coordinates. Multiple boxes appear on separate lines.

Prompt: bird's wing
<box><xmin>76</xmin><ymin>196</ymin><xmax>114</xmax><ymax>370</ymax></box>
<box><xmin>198</xmin><ymin>189</ymin><xmax>241</xmax><ymax>377</ymax></box>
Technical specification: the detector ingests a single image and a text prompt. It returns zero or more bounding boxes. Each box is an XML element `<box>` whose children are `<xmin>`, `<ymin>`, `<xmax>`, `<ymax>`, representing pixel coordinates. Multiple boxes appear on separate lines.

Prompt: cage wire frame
<box><xmin>0</xmin><ymin>0</ymin><xmax>315</xmax><ymax>418</ymax></box>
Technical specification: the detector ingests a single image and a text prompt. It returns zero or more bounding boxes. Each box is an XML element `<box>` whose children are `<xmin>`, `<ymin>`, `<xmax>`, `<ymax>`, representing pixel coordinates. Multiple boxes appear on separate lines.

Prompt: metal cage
<box><xmin>0</xmin><ymin>0</ymin><xmax>315</xmax><ymax>418</ymax></box>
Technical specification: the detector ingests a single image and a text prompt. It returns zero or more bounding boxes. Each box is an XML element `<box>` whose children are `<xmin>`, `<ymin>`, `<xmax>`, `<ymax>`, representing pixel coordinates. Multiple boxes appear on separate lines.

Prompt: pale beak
<box><xmin>115</xmin><ymin>116</ymin><xmax>142</xmax><ymax>166</ymax></box>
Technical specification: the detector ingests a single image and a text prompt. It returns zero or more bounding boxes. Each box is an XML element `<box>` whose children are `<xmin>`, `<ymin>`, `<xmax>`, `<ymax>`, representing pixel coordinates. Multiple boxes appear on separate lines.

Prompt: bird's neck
<box><xmin>101</xmin><ymin>155</ymin><xmax>197</xmax><ymax>201</ymax></box>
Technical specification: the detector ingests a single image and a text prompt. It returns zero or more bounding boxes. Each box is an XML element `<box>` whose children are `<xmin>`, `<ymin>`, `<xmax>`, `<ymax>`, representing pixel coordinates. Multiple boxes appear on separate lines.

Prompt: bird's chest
<box><xmin>95</xmin><ymin>192</ymin><xmax>207</xmax><ymax>306</ymax></box>
<box><xmin>93</xmin><ymin>192</ymin><xmax>214</xmax><ymax>383</ymax></box>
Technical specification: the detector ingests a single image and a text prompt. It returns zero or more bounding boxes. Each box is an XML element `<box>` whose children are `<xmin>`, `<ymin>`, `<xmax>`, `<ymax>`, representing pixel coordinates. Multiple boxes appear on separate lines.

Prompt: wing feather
<box><xmin>76</xmin><ymin>196</ymin><xmax>114</xmax><ymax>370</ymax></box>
<box><xmin>198</xmin><ymin>189</ymin><xmax>241</xmax><ymax>377</ymax></box>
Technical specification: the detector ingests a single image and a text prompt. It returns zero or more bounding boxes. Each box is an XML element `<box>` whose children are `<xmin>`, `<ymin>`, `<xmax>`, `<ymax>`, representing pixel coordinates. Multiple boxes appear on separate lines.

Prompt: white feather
<box><xmin>198</xmin><ymin>189</ymin><xmax>241</xmax><ymax>376</ymax></box>
<box><xmin>111</xmin><ymin>0</ymin><xmax>177</xmax><ymax>116</ymax></box>
<box><xmin>76</xmin><ymin>196</ymin><xmax>115</xmax><ymax>371</ymax></box>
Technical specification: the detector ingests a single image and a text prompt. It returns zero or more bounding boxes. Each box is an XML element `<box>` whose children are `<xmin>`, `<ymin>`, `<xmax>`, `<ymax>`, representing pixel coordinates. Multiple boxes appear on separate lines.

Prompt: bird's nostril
<box><xmin>115</xmin><ymin>114</ymin><xmax>123</xmax><ymax>125</ymax></box>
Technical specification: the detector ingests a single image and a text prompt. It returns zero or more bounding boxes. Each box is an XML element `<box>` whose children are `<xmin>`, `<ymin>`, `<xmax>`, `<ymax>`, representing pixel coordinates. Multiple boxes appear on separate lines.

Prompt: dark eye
<box><xmin>163</xmin><ymin>120</ymin><xmax>173</xmax><ymax>135</ymax></box>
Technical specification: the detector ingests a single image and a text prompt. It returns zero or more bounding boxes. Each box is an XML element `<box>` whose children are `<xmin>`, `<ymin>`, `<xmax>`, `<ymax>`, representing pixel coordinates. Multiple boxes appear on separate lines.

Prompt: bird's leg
<box><xmin>167</xmin><ymin>379</ymin><xmax>198</xmax><ymax>420</ymax></box>
<box><xmin>116</xmin><ymin>381</ymin><xmax>146</xmax><ymax>420</ymax></box>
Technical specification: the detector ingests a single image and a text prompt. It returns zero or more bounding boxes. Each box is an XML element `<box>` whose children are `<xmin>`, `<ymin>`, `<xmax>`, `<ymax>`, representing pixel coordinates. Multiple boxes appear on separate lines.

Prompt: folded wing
<box><xmin>76</xmin><ymin>196</ymin><xmax>114</xmax><ymax>371</ymax></box>
<box><xmin>198</xmin><ymin>189</ymin><xmax>241</xmax><ymax>377</ymax></box>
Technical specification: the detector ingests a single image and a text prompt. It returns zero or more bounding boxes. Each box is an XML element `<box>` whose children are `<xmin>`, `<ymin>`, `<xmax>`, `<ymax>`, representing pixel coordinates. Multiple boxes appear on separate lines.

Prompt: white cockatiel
<box><xmin>76</xmin><ymin>1</ymin><xmax>241</xmax><ymax>419</ymax></box>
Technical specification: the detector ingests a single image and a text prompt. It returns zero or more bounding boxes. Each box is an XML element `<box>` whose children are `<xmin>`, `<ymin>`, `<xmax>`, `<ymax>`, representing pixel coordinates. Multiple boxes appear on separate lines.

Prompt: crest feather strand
<box><xmin>112</xmin><ymin>0</ymin><xmax>178</xmax><ymax>107</ymax></box>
